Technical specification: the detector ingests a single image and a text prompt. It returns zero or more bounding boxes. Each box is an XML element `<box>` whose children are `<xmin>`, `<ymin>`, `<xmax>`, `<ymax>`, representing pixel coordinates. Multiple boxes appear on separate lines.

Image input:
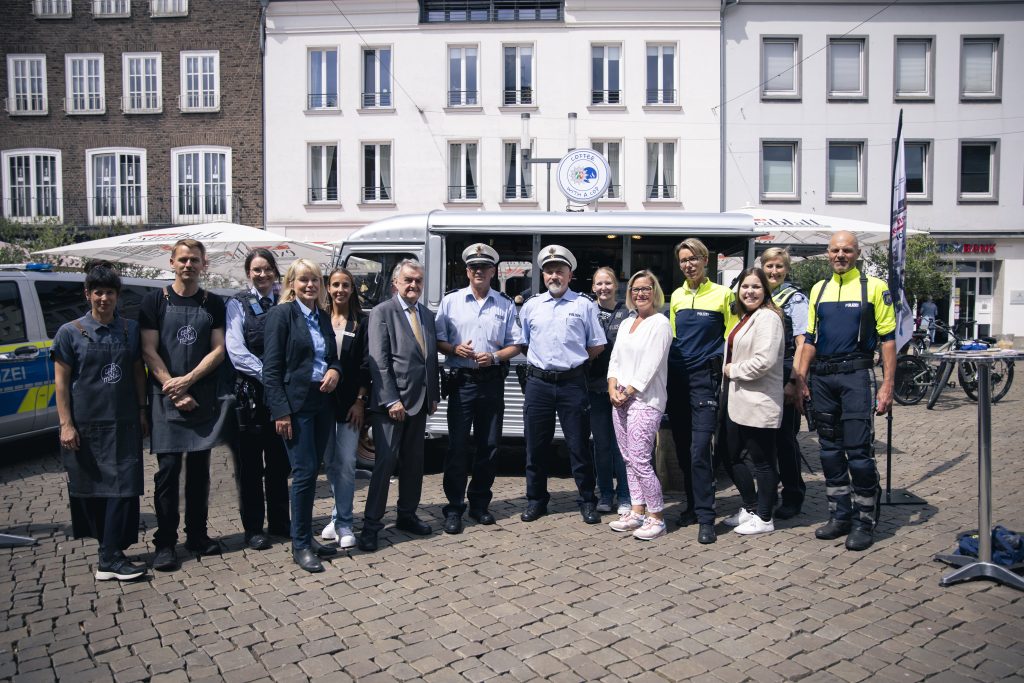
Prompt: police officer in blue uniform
<box><xmin>517</xmin><ymin>245</ymin><xmax>606</xmax><ymax>525</ymax></box>
<box><xmin>796</xmin><ymin>231</ymin><xmax>896</xmax><ymax>552</ymax></box>
<box><xmin>436</xmin><ymin>243</ymin><xmax>521</xmax><ymax>534</ymax></box>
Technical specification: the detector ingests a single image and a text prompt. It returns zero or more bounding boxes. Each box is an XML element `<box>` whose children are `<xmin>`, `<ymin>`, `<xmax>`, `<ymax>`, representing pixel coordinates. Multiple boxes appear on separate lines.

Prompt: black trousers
<box><xmin>70</xmin><ymin>495</ymin><xmax>140</xmax><ymax>561</ymax></box>
<box><xmin>153</xmin><ymin>450</ymin><xmax>211</xmax><ymax>549</ymax></box>
<box><xmin>362</xmin><ymin>408</ymin><xmax>427</xmax><ymax>534</ymax></box>
<box><xmin>231</xmin><ymin>415</ymin><xmax>291</xmax><ymax>538</ymax></box>
<box><xmin>443</xmin><ymin>375</ymin><xmax>502</xmax><ymax>516</ymax></box>
<box><xmin>777</xmin><ymin>363</ymin><xmax>806</xmax><ymax>508</ymax></box>
<box><xmin>723</xmin><ymin>415</ymin><xmax>779</xmax><ymax>521</ymax></box>
<box><xmin>666</xmin><ymin>361</ymin><xmax>721</xmax><ymax>525</ymax></box>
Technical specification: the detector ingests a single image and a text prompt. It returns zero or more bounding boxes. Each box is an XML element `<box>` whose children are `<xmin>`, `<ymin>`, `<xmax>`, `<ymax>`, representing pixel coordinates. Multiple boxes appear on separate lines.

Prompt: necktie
<box><xmin>259</xmin><ymin>296</ymin><xmax>273</xmax><ymax>312</ymax></box>
<box><xmin>407</xmin><ymin>306</ymin><xmax>427</xmax><ymax>356</ymax></box>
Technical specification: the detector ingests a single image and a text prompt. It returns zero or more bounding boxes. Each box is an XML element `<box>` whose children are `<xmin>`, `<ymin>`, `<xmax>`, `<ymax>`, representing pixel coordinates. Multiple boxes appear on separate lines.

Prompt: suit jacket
<box><xmin>724</xmin><ymin>307</ymin><xmax>785</xmax><ymax>429</ymax></box>
<box><xmin>262</xmin><ymin>300</ymin><xmax>343</xmax><ymax>420</ymax></box>
<box><xmin>367</xmin><ymin>296</ymin><xmax>439</xmax><ymax>417</ymax></box>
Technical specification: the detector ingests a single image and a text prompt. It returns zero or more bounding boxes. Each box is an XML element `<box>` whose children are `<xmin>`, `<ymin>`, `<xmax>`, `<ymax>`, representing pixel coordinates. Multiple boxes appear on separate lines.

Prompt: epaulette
<box><xmin>579</xmin><ymin>292</ymin><xmax>595</xmax><ymax>302</ymax></box>
<box><xmin>525</xmin><ymin>292</ymin><xmax>543</xmax><ymax>301</ymax></box>
<box><xmin>498</xmin><ymin>290</ymin><xmax>514</xmax><ymax>303</ymax></box>
<box><xmin>443</xmin><ymin>287</ymin><xmax>461</xmax><ymax>297</ymax></box>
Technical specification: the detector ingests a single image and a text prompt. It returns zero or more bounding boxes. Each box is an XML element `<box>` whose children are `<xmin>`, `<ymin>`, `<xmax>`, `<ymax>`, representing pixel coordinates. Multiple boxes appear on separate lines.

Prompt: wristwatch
<box><xmin>357</xmin><ymin>394</ymin><xmax>369</xmax><ymax>402</ymax></box>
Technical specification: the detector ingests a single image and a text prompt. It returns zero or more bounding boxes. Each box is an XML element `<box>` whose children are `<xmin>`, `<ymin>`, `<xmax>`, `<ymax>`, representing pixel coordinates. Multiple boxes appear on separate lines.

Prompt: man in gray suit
<box><xmin>359</xmin><ymin>259</ymin><xmax>440</xmax><ymax>551</ymax></box>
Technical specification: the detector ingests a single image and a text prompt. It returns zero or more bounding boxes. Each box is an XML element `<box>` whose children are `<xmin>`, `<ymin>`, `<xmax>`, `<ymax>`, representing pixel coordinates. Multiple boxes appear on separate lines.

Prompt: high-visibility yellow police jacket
<box><xmin>806</xmin><ymin>267</ymin><xmax>896</xmax><ymax>358</ymax></box>
<box><xmin>668</xmin><ymin>278</ymin><xmax>738</xmax><ymax>370</ymax></box>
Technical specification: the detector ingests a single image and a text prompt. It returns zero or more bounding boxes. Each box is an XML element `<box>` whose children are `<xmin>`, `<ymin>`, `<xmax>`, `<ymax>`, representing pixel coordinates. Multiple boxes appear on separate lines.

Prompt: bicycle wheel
<box><xmin>927</xmin><ymin>360</ymin><xmax>955</xmax><ymax>410</ymax></box>
<box><xmin>960</xmin><ymin>359</ymin><xmax>1015</xmax><ymax>404</ymax></box>
<box><xmin>894</xmin><ymin>355</ymin><xmax>929</xmax><ymax>406</ymax></box>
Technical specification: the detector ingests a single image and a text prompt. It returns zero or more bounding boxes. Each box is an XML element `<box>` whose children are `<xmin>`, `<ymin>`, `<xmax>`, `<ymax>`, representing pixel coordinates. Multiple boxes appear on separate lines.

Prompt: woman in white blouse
<box><xmin>606</xmin><ymin>270</ymin><xmax>673</xmax><ymax>540</ymax></box>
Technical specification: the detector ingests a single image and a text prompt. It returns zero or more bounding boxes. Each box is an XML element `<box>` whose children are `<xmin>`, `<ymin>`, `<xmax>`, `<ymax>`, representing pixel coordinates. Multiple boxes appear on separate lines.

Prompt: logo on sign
<box><xmin>555</xmin><ymin>149</ymin><xmax>611</xmax><ymax>203</ymax></box>
<box><xmin>177</xmin><ymin>325</ymin><xmax>198</xmax><ymax>346</ymax></box>
<box><xmin>101</xmin><ymin>363</ymin><xmax>122</xmax><ymax>384</ymax></box>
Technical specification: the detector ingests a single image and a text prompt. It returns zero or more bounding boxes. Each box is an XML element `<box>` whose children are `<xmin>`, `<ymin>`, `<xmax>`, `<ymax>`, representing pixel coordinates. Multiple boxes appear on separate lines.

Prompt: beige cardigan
<box><xmin>724</xmin><ymin>307</ymin><xmax>785</xmax><ymax>429</ymax></box>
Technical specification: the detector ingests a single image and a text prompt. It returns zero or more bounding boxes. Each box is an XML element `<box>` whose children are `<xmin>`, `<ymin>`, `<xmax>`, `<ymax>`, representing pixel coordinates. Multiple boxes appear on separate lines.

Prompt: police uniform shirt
<box><xmin>805</xmin><ymin>267</ymin><xmax>896</xmax><ymax>358</ymax></box>
<box><xmin>225</xmin><ymin>285</ymin><xmax>279</xmax><ymax>380</ymax></box>
<box><xmin>52</xmin><ymin>312</ymin><xmax>141</xmax><ymax>384</ymax></box>
<box><xmin>668</xmin><ymin>278</ymin><xmax>738</xmax><ymax>370</ymax></box>
<box><xmin>516</xmin><ymin>289</ymin><xmax>606</xmax><ymax>371</ymax></box>
<box><xmin>435</xmin><ymin>286</ymin><xmax>520</xmax><ymax>369</ymax></box>
<box><xmin>773</xmin><ymin>284</ymin><xmax>809</xmax><ymax>337</ymax></box>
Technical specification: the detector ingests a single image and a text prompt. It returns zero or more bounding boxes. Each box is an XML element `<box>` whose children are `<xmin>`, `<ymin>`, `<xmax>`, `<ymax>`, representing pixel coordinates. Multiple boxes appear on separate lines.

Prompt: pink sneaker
<box><xmin>632</xmin><ymin>517</ymin><xmax>667</xmax><ymax>541</ymax></box>
<box><xmin>609</xmin><ymin>511</ymin><xmax>645</xmax><ymax>532</ymax></box>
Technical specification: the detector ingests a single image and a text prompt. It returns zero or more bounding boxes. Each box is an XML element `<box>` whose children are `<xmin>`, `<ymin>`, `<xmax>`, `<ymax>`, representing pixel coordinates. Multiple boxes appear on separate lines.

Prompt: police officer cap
<box><xmin>537</xmin><ymin>244</ymin><xmax>577</xmax><ymax>271</ymax></box>
<box><xmin>462</xmin><ymin>243</ymin><xmax>499</xmax><ymax>267</ymax></box>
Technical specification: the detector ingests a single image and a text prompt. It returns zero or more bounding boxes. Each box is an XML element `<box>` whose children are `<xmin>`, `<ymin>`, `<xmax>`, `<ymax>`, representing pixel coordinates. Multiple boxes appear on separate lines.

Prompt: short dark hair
<box><xmin>84</xmin><ymin>260</ymin><xmax>122</xmax><ymax>292</ymax></box>
<box><xmin>732</xmin><ymin>267</ymin><xmax>781</xmax><ymax>317</ymax></box>
<box><xmin>171</xmin><ymin>238</ymin><xmax>206</xmax><ymax>259</ymax></box>
<box><xmin>244</xmin><ymin>247</ymin><xmax>280</xmax><ymax>278</ymax></box>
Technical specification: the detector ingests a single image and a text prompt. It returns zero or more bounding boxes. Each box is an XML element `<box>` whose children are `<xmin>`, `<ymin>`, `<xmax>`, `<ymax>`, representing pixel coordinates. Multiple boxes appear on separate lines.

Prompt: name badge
<box><xmin>342</xmin><ymin>330</ymin><xmax>356</xmax><ymax>338</ymax></box>
<box><xmin>249</xmin><ymin>299</ymin><xmax>265</xmax><ymax>315</ymax></box>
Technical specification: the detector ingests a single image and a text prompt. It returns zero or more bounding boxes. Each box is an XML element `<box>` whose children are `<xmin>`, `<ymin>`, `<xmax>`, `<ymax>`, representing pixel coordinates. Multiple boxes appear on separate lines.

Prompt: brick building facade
<box><xmin>0</xmin><ymin>0</ymin><xmax>264</xmax><ymax>233</ymax></box>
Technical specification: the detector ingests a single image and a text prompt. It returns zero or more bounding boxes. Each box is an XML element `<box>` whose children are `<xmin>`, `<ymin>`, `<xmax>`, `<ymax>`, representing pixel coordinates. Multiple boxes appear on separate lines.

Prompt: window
<box><xmin>761</xmin><ymin>37</ymin><xmax>800</xmax><ymax>99</ymax></box>
<box><xmin>35</xmin><ymin>281</ymin><xmax>91</xmax><ymax>338</ymax></box>
<box><xmin>362</xmin><ymin>48</ymin><xmax>392</xmax><ymax>108</ymax></box>
<box><xmin>448</xmin><ymin>46</ymin><xmax>478</xmax><ymax>107</ymax></box>
<box><xmin>2</xmin><ymin>149</ymin><xmax>62</xmax><ymax>221</ymax></box>
<box><xmin>645</xmin><ymin>141</ymin><xmax>677</xmax><ymax>200</ymax></box>
<box><xmin>308</xmin><ymin>48</ymin><xmax>338</xmax><ymax>110</ymax></box>
<box><xmin>894</xmin><ymin>37</ymin><xmax>933</xmax><ymax>100</ymax></box>
<box><xmin>342</xmin><ymin>252</ymin><xmax>419</xmax><ymax>310</ymax></box>
<box><xmin>646</xmin><ymin>44</ymin><xmax>676</xmax><ymax>104</ymax></box>
<box><xmin>903</xmin><ymin>140</ymin><xmax>931</xmax><ymax>201</ymax></box>
<box><xmin>826</xmin><ymin>141</ymin><xmax>865</xmax><ymax>201</ymax></box>
<box><xmin>0</xmin><ymin>282</ymin><xmax>27</xmax><ymax>345</ymax></box>
<box><xmin>151</xmin><ymin>0</ymin><xmax>187</xmax><ymax>17</ymax></box>
<box><xmin>760</xmin><ymin>141</ymin><xmax>799</xmax><ymax>201</ymax></box>
<box><xmin>93</xmin><ymin>0</ymin><xmax>130</xmax><ymax>17</ymax></box>
<box><xmin>590</xmin><ymin>140</ymin><xmax>621</xmax><ymax>199</ymax></box>
<box><xmin>448</xmin><ymin>142</ymin><xmax>479</xmax><ymax>201</ymax></box>
<box><xmin>503</xmin><ymin>45</ymin><xmax>533</xmax><ymax>105</ymax></box>
<box><xmin>502</xmin><ymin>141</ymin><xmax>533</xmax><ymax>200</ymax></box>
<box><xmin>308</xmin><ymin>144</ymin><xmax>338</xmax><ymax>203</ymax></box>
<box><xmin>961</xmin><ymin>37</ymin><xmax>1001</xmax><ymax>100</ymax></box>
<box><xmin>171</xmin><ymin>147</ymin><xmax>231</xmax><ymax>222</ymax></box>
<box><xmin>958</xmin><ymin>140</ymin><xmax>998</xmax><ymax>202</ymax></box>
<box><xmin>362</xmin><ymin>143</ymin><xmax>392</xmax><ymax>202</ymax></box>
<box><xmin>420</xmin><ymin>0</ymin><xmax>563</xmax><ymax>23</ymax></box>
<box><xmin>65</xmin><ymin>54</ymin><xmax>105</xmax><ymax>114</ymax></box>
<box><xmin>180</xmin><ymin>51</ymin><xmax>219</xmax><ymax>112</ymax></box>
<box><xmin>6</xmin><ymin>55</ymin><xmax>48</xmax><ymax>115</ymax></box>
<box><xmin>122</xmin><ymin>53</ymin><xmax>162</xmax><ymax>113</ymax></box>
<box><xmin>33</xmin><ymin>0</ymin><xmax>72</xmax><ymax>18</ymax></box>
<box><xmin>87</xmin><ymin>148</ymin><xmax>146</xmax><ymax>224</ymax></box>
<box><xmin>827</xmin><ymin>38</ymin><xmax>867</xmax><ymax>100</ymax></box>
<box><xmin>591</xmin><ymin>45</ymin><xmax>621</xmax><ymax>105</ymax></box>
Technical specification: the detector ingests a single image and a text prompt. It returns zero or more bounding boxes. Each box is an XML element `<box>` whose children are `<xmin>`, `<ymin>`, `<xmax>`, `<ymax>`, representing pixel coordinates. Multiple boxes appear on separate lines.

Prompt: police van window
<box><xmin>540</xmin><ymin>235</ymin><xmax>624</xmax><ymax>296</ymax></box>
<box><xmin>443</xmin><ymin>236</ymin><xmax>534</xmax><ymax>302</ymax></box>
<box><xmin>118</xmin><ymin>285</ymin><xmax>152</xmax><ymax>321</ymax></box>
<box><xmin>0</xmin><ymin>282</ymin><xmax>28</xmax><ymax>345</ymax></box>
<box><xmin>343</xmin><ymin>252</ymin><xmax>418</xmax><ymax>309</ymax></box>
<box><xmin>35</xmin><ymin>280</ymin><xmax>89</xmax><ymax>338</ymax></box>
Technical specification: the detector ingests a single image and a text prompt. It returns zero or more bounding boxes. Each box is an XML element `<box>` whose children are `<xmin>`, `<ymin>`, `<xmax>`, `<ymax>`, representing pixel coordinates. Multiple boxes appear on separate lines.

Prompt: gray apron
<box><xmin>62</xmin><ymin>318</ymin><xmax>144</xmax><ymax>498</ymax></box>
<box><xmin>149</xmin><ymin>288</ymin><xmax>228</xmax><ymax>452</ymax></box>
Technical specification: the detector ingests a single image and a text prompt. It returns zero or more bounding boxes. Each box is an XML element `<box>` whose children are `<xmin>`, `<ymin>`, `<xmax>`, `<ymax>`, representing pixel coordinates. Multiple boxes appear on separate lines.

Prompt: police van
<box><xmin>333</xmin><ymin>210</ymin><xmax>758</xmax><ymax>444</ymax></box>
<box><xmin>0</xmin><ymin>266</ymin><xmax>171</xmax><ymax>443</ymax></box>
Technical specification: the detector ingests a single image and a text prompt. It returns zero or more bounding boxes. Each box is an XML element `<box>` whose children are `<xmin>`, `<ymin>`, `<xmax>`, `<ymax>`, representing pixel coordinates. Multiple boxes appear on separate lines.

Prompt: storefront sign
<box><xmin>938</xmin><ymin>242</ymin><xmax>997</xmax><ymax>255</ymax></box>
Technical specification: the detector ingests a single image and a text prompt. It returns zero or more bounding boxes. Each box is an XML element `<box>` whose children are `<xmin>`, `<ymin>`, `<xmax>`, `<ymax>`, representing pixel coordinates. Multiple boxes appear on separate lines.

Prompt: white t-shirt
<box><xmin>606</xmin><ymin>313</ymin><xmax>673</xmax><ymax>411</ymax></box>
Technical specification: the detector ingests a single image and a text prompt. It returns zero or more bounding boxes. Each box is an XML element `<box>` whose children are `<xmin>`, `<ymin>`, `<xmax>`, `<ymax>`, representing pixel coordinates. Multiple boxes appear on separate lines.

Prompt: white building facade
<box><xmin>722</xmin><ymin>0</ymin><xmax>1024</xmax><ymax>338</ymax></box>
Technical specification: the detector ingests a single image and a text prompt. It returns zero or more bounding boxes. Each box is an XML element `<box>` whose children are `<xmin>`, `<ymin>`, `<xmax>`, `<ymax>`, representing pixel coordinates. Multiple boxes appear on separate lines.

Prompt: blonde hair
<box><xmin>280</xmin><ymin>259</ymin><xmax>327</xmax><ymax>310</ymax></box>
<box><xmin>674</xmin><ymin>237</ymin><xmax>709</xmax><ymax>263</ymax></box>
<box><xmin>592</xmin><ymin>266</ymin><xmax>617</xmax><ymax>283</ymax></box>
<box><xmin>625</xmin><ymin>270</ymin><xmax>665</xmax><ymax>311</ymax></box>
<box><xmin>760</xmin><ymin>247</ymin><xmax>792</xmax><ymax>270</ymax></box>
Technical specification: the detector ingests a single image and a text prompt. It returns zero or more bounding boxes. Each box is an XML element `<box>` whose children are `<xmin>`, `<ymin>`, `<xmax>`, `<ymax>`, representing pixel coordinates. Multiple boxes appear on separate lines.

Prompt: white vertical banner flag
<box><xmin>889</xmin><ymin>110</ymin><xmax>914</xmax><ymax>351</ymax></box>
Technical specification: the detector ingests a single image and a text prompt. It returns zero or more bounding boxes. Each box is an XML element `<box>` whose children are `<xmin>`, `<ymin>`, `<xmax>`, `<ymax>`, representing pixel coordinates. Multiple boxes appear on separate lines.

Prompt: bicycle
<box><xmin>893</xmin><ymin>319</ymin><xmax>1014</xmax><ymax>408</ymax></box>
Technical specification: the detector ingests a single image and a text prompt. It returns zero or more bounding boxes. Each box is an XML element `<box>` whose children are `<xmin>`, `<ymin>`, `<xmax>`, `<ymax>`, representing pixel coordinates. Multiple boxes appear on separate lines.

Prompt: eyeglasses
<box><xmin>630</xmin><ymin>286</ymin><xmax>653</xmax><ymax>295</ymax></box>
<box><xmin>249</xmin><ymin>267</ymin><xmax>276</xmax><ymax>275</ymax></box>
<box><xmin>467</xmin><ymin>264</ymin><xmax>493</xmax><ymax>271</ymax></box>
<box><xmin>679</xmin><ymin>257</ymin><xmax>702</xmax><ymax>265</ymax></box>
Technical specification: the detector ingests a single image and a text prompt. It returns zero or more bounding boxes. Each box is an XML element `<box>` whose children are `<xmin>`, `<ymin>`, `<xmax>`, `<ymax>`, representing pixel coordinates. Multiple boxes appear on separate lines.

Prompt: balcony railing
<box><xmin>33</xmin><ymin>0</ymin><xmax>72</xmax><ymax>18</ymax></box>
<box><xmin>150</xmin><ymin>0</ymin><xmax>188</xmax><ymax>17</ymax></box>
<box><xmin>645</xmin><ymin>89</ymin><xmax>677</xmax><ymax>105</ymax></box>
<box><xmin>121</xmin><ymin>94</ymin><xmax>162</xmax><ymax>114</ymax></box>
<box><xmin>308</xmin><ymin>187</ymin><xmax>339</xmax><ymax>203</ymax></box>
<box><xmin>307</xmin><ymin>93</ymin><xmax>339</xmax><ymax>110</ymax></box>
<box><xmin>3</xmin><ymin>194</ymin><xmax>244</xmax><ymax>230</ymax></box>
<box><xmin>448</xmin><ymin>185</ymin><xmax>479</xmax><ymax>201</ymax></box>
<box><xmin>503</xmin><ymin>88</ymin><xmax>533</xmax><ymax>106</ymax></box>
<box><xmin>420</xmin><ymin>1</ymin><xmax>564</xmax><ymax>23</ymax></box>
<box><xmin>64</xmin><ymin>96</ymin><xmax>106</xmax><ymax>115</ymax></box>
<box><xmin>361</xmin><ymin>186</ymin><xmax>392</xmax><ymax>202</ymax></box>
<box><xmin>503</xmin><ymin>184</ymin><xmax>533</xmax><ymax>200</ymax></box>
<box><xmin>601</xmin><ymin>184</ymin><xmax>621</xmax><ymax>200</ymax></box>
<box><xmin>92</xmin><ymin>0</ymin><xmax>131</xmax><ymax>17</ymax></box>
<box><xmin>178</xmin><ymin>93</ymin><xmax>221</xmax><ymax>113</ymax></box>
<box><xmin>361</xmin><ymin>91</ymin><xmax>393</xmax><ymax>108</ymax></box>
<box><xmin>3</xmin><ymin>195</ymin><xmax>63</xmax><ymax>222</ymax></box>
<box><xmin>646</xmin><ymin>184</ymin><xmax>677</xmax><ymax>200</ymax></box>
<box><xmin>5</xmin><ymin>95</ymin><xmax>48</xmax><ymax>116</ymax></box>
<box><xmin>591</xmin><ymin>89</ymin><xmax>621</xmax><ymax>105</ymax></box>
<box><xmin>447</xmin><ymin>90</ymin><xmax>479</xmax><ymax>107</ymax></box>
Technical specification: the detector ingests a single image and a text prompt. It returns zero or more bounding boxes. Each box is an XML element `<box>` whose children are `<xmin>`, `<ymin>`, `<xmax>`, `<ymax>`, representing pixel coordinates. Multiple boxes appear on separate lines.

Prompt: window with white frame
<box><xmin>2</xmin><ymin>149</ymin><xmax>62</xmax><ymax>221</ymax></box>
<box><xmin>308</xmin><ymin>48</ymin><xmax>338</xmax><ymax>110</ymax></box>
<box><xmin>308</xmin><ymin>144</ymin><xmax>338</xmax><ymax>203</ymax></box>
<box><xmin>448</xmin><ymin>142</ymin><xmax>479</xmax><ymax>201</ymax></box>
<box><xmin>904</xmin><ymin>140</ymin><xmax>931</xmax><ymax>201</ymax></box>
<box><xmin>362</xmin><ymin>143</ymin><xmax>392</xmax><ymax>202</ymax></box>
<box><xmin>958</xmin><ymin>140</ymin><xmax>998</xmax><ymax>201</ymax></box>
<box><xmin>590</xmin><ymin>140</ymin><xmax>621</xmax><ymax>199</ymax></box>
<box><xmin>362</xmin><ymin>48</ymin><xmax>392</xmax><ymax>108</ymax></box>
<box><xmin>761</xmin><ymin>37</ymin><xmax>800</xmax><ymax>99</ymax></box>
<box><xmin>502</xmin><ymin>141</ymin><xmax>533</xmax><ymax>200</ymax></box>
<box><xmin>827</xmin><ymin>38</ymin><xmax>867</xmax><ymax>99</ymax></box>
<box><xmin>171</xmin><ymin>147</ymin><xmax>230</xmax><ymax>222</ymax></box>
<box><xmin>645</xmin><ymin>141</ymin><xmax>676</xmax><ymax>200</ymax></box>
<box><xmin>645</xmin><ymin>44</ymin><xmax>675</xmax><ymax>104</ymax></box>
<box><xmin>122</xmin><ymin>53</ymin><xmax>161</xmax><ymax>113</ymax></box>
<box><xmin>502</xmin><ymin>45</ymin><xmax>533</xmax><ymax>105</ymax></box>
<box><xmin>86</xmin><ymin>148</ymin><xmax>146</xmax><ymax>224</ymax></box>
<box><xmin>827</xmin><ymin>141</ymin><xmax>865</xmax><ymax>201</ymax></box>
<box><xmin>960</xmin><ymin>37</ymin><xmax>1001</xmax><ymax>100</ymax></box>
<box><xmin>150</xmin><ymin>0</ymin><xmax>187</xmax><ymax>17</ymax></box>
<box><xmin>894</xmin><ymin>37</ymin><xmax>933</xmax><ymax>100</ymax></box>
<box><xmin>448</xmin><ymin>46</ymin><xmax>478</xmax><ymax>107</ymax></box>
<box><xmin>591</xmin><ymin>44</ymin><xmax>621</xmax><ymax>105</ymax></box>
<box><xmin>93</xmin><ymin>0</ymin><xmax>130</xmax><ymax>17</ymax></box>
<box><xmin>6</xmin><ymin>55</ymin><xmax>48</xmax><ymax>115</ymax></box>
<box><xmin>65</xmin><ymin>54</ymin><xmax>105</xmax><ymax>114</ymax></box>
<box><xmin>32</xmin><ymin>0</ymin><xmax>72</xmax><ymax>18</ymax></box>
<box><xmin>760</xmin><ymin>140</ymin><xmax>799</xmax><ymax>201</ymax></box>
<box><xmin>180</xmin><ymin>51</ymin><xmax>219</xmax><ymax>112</ymax></box>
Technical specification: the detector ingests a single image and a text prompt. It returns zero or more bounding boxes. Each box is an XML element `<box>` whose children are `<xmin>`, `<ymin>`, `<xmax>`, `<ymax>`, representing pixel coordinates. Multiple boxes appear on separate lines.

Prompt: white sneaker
<box><xmin>337</xmin><ymin>527</ymin><xmax>356</xmax><ymax>549</ymax></box>
<box><xmin>724</xmin><ymin>508</ymin><xmax>754</xmax><ymax>527</ymax></box>
<box><xmin>734</xmin><ymin>515</ymin><xmax>775</xmax><ymax>535</ymax></box>
<box><xmin>321</xmin><ymin>522</ymin><xmax>338</xmax><ymax>541</ymax></box>
<box><xmin>632</xmin><ymin>517</ymin><xmax>667</xmax><ymax>541</ymax></box>
<box><xmin>609</xmin><ymin>511</ymin><xmax>645</xmax><ymax>532</ymax></box>
<box><xmin>617</xmin><ymin>503</ymin><xmax>632</xmax><ymax>515</ymax></box>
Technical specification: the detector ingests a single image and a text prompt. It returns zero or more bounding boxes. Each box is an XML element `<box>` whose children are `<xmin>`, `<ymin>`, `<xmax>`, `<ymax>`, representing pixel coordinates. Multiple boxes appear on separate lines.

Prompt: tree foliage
<box><xmin>864</xmin><ymin>234</ymin><xmax>949</xmax><ymax>305</ymax></box>
<box><xmin>789</xmin><ymin>256</ymin><xmax>833</xmax><ymax>294</ymax></box>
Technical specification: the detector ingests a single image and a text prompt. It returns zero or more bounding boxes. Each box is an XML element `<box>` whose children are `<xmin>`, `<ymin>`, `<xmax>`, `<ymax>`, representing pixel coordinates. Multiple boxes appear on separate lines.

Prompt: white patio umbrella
<box><xmin>34</xmin><ymin>222</ymin><xmax>333</xmax><ymax>278</ymax></box>
<box><xmin>729</xmin><ymin>207</ymin><xmax>925</xmax><ymax>250</ymax></box>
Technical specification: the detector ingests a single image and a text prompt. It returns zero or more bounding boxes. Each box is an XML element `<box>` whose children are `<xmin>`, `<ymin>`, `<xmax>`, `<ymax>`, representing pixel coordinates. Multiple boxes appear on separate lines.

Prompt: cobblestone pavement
<box><xmin>2</xmin><ymin>380</ymin><xmax>1023</xmax><ymax>683</ymax></box>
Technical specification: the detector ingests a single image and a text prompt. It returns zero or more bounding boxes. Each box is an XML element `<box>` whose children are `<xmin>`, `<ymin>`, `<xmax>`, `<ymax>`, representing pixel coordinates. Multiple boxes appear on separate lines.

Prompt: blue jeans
<box><xmin>281</xmin><ymin>390</ymin><xmax>333</xmax><ymax>551</ymax></box>
<box><xmin>326</xmin><ymin>420</ymin><xmax>359</xmax><ymax>530</ymax></box>
<box><xmin>589</xmin><ymin>391</ymin><xmax>629</xmax><ymax>504</ymax></box>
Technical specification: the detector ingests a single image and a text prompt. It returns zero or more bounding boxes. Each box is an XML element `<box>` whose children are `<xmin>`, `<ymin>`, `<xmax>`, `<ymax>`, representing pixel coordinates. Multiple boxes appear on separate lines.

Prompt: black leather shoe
<box><xmin>815</xmin><ymin>518</ymin><xmax>853</xmax><ymax>540</ymax></box>
<box><xmin>293</xmin><ymin>548</ymin><xmax>324</xmax><ymax>573</ymax></box>
<box><xmin>312</xmin><ymin>539</ymin><xmax>338</xmax><ymax>557</ymax></box>
<box><xmin>845</xmin><ymin>526</ymin><xmax>874</xmax><ymax>551</ymax></box>
<box><xmin>580</xmin><ymin>502</ymin><xmax>601</xmax><ymax>524</ymax></box>
<box><xmin>468</xmin><ymin>510</ymin><xmax>496</xmax><ymax>525</ymax></box>
<box><xmin>443</xmin><ymin>512</ymin><xmax>463</xmax><ymax>535</ymax></box>
<box><xmin>357</xmin><ymin>530</ymin><xmax>378</xmax><ymax>552</ymax></box>
<box><xmin>395</xmin><ymin>516</ymin><xmax>432</xmax><ymax>536</ymax></box>
<box><xmin>520</xmin><ymin>505</ymin><xmax>547</xmax><ymax>522</ymax></box>
<box><xmin>774</xmin><ymin>502</ymin><xmax>802</xmax><ymax>520</ymax></box>
<box><xmin>697</xmin><ymin>523</ymin><xmax>717</xmax><ymax>544</ymax></box>
<box><xmin>152</xmin><ymin>546</ymin><xmax>178</xmax><ymax>572</ymax></box>
<box><xmin>677</xmin><ymin>509</ymin><xmax>698</xmax><ymax>527</ymax></box>
<box><xmin>184</xmin><ymin>536</ymin><xmax>220</xmax><ymax>556</ymax></box>
<box><xmin>246</xmin><ymin>533</ymin><xmax>271</xmax><ymax>551</ymax></box>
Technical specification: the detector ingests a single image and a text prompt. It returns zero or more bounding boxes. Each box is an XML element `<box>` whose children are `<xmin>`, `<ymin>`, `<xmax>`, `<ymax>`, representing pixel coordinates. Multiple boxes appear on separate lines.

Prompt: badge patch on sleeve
<box><xmin>882</xmin><ymin>291</ymin><xmax>892</xmax><ymax>306</ymax></box>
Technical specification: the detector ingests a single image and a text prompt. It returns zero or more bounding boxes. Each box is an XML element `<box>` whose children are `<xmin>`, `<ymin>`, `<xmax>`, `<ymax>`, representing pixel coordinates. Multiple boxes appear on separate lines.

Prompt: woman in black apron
<box><xmin>53</xmin><ymin>262</ymin><xmax>148</xmax><ymax>582</ymax></box>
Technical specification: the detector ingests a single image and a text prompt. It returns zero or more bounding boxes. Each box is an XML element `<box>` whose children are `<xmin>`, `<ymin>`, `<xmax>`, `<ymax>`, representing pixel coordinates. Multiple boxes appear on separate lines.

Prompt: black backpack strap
<box><xmin>858</xmin><ymin>272</ymin><xmax>870</xmax><ymax>352</ymax></box>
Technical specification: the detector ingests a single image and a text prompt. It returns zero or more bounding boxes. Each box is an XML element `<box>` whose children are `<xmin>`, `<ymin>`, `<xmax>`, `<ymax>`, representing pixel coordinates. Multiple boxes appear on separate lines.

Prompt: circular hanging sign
<box><xmin>555</xmin><ymin>148</ymin><xmax>611</xmax><ymax>204</ymax></box>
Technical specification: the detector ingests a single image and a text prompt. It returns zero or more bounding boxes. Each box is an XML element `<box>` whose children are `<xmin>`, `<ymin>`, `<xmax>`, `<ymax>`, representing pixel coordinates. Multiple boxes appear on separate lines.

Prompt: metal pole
<box><xmin>885</xmin><ymin>408</ymin><xmax>893</xmax><ymax>502</ymax></box>
<box><xmin>545</xmin><ymin>163</ymin><xmax>552</xmax><ymax>212</ymax></box>
<box><xmin>977</xmin><ymin>362</ymin><xmax>992</xmax><ymax>564</ymax></box>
